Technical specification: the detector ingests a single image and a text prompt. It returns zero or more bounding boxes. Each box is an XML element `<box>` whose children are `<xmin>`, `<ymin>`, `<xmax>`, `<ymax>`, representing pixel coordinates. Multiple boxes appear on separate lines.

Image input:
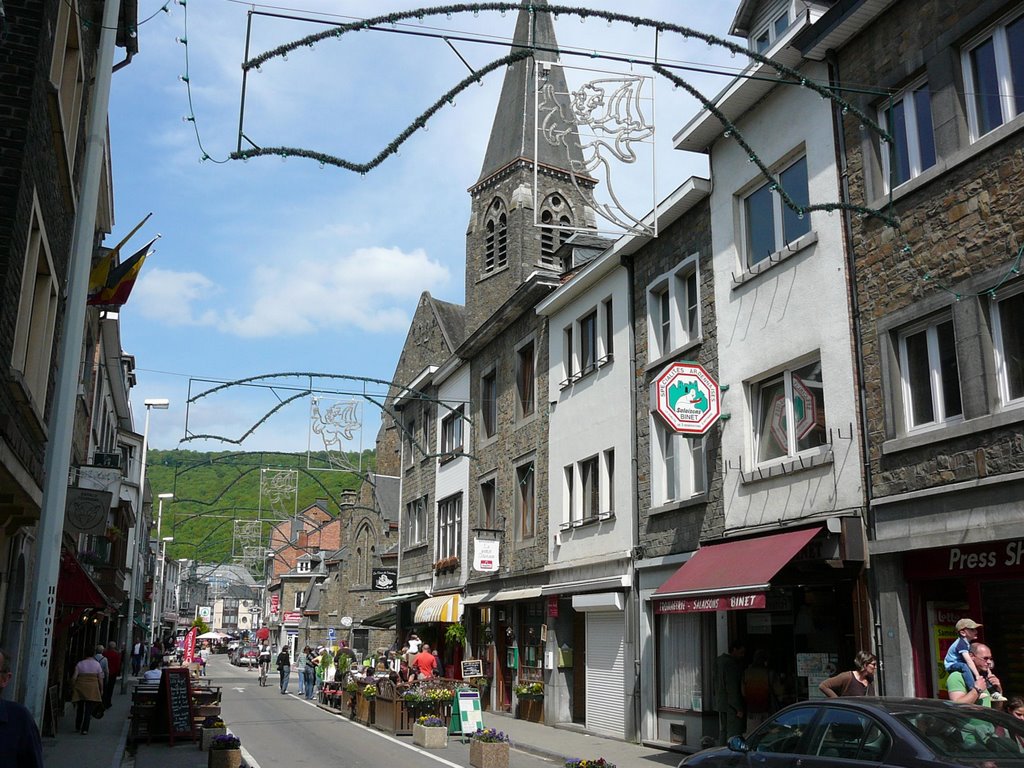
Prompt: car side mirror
<box><xmin>727</xmin><ymin>736</ymin><xmax>750</xmax><ymax>753</ymax></box>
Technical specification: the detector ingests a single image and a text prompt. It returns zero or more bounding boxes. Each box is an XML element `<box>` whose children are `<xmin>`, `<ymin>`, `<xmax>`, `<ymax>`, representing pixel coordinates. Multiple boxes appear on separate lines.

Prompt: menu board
<box><xmin>461</xmin><ymin>659</ymin><xmax>483</xmax><ymax>679</ymax></box>
<box><xmin>156</xmin><ymin>668</ymin><xmax>194</xmax><ymax>744</ymax></box>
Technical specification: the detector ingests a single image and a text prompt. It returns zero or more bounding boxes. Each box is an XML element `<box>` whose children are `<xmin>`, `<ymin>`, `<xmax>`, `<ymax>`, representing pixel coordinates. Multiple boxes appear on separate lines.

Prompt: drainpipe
<box><xmin>825</xmin><ymin>49</ymin><xmax>883</xmax><ymax>694</ymax></box>
<box><xmin>23</xmin><ymin>0</ymin><xmax>122</xmax><ymax>724</ymax></box>
<box><xmin>621</xmin><ymin>251</ymin><xmax>643</xmax><ymax>744</ymax></box>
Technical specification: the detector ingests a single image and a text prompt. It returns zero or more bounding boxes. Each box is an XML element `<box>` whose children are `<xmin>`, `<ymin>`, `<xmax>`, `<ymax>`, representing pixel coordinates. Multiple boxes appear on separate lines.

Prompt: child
<box><xmin>944</xmin><ymin>618</ymin><xmax>982</xmax><ymax>691</ymax></box>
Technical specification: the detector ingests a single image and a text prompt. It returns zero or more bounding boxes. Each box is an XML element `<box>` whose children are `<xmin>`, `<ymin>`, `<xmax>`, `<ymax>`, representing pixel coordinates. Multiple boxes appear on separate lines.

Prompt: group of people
<box><xmin>70</xmin><ymin>641</ymin><xmax>123</xmax><ymax>736</ymax></box>
<box><xmin>713</xmin><ymin>616</ymin><xmax>1023</xmax><ymax>746</ymax></box>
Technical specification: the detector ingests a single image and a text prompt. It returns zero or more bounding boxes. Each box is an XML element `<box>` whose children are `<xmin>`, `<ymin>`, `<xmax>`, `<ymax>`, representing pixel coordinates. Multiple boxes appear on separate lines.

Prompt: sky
<box><xmin>109</xmin><ymin>1</ymin><xmax>743</xmax><ymax>455</ymax></box>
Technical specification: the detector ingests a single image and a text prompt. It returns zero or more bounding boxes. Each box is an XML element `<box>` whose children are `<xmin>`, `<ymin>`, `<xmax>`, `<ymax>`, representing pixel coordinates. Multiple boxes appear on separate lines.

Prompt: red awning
<box><xmin>57</xmin><ymin>548</ymin><xmax>110</xmax><ymax>609</ymax></box>
<box><xmin>653</xmin><ymin>527</ymin><xmax>822</xmax><ymax>613</ymax></box>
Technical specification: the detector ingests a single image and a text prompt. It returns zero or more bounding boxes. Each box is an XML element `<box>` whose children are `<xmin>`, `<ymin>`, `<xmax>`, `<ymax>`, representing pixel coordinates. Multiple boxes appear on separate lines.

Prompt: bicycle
<box><xmin>258</xmin><ymin>659</ymin><xmax>270</xmax><ymax>687</ymax></box>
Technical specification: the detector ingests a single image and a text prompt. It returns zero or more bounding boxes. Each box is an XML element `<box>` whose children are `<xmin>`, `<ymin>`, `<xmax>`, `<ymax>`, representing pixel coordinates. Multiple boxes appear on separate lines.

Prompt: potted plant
<box><xmin>199</xmin><ymin>715</ymin><xmax>226</xmax><ymax>751</ymax></box>
<box><xmin>355</xmin><ymin>683</ymin><xmax>376</xmax><ymax>725</ymax></box>
<box><xmin>514</xmin><ymin>681</ymin><xmax>544</xmax><ymax>700</ymax></box>
<box><xmin>565</xmin><ymin>760</ymin><xmax>616</xmax><ymax>768</ymax></box>
<box><xmin>412</xmin><ymin>715</ymin><xmax>449</xmax><ymax>749</ymax></box>
<box><xmin>515</xmin><ymin>682</ymin><xmax>544</xmax><ymax>723</ymax></box>
<box><xmin>207</xmin><ymin>733</ymin><xmax>242</xmax><ymax>768</ymax></box>
<box><xmin>469</xmin><ymin>727</ymin><xmax>510</xmax><ymax>768</ymax></box>
<box><xmin>445</xmin><ymin>622</ymin><xmax>467</xmax><ymax>647</ymax></box>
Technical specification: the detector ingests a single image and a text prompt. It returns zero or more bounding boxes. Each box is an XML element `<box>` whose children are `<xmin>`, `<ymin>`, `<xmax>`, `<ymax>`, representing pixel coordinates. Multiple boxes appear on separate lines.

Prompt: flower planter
<box><xmin>470</xmin><ymin>740</ymin><xmax>510</xmax><ymax>768</ymax></box>
<box><xmin>516</xmin><ymin>696</ymin><xmax>543</xmax><ymax>723</ymax></box>
<box><xmin>355</xmin><ymin>694</ymin><xmax>375</xmax><ymax>725</ymax></box>
<box><xmin>208</xmin><ymin>749</ymin><xmax>242</xmax><ymax>768</ymax></box>
<box><xmin>199</xmin><ymin>726</ymin><xmax>227</xmax><ymax>751</ymax></box>
<box><xmin>413</xmin><ymin>722</ymin><xmax>449</xmax><ymax>749</ymax></box>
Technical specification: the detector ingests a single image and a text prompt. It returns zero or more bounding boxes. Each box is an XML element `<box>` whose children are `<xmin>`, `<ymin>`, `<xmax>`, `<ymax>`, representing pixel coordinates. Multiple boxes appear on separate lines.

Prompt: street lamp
<box><xmin>150</xmin><ymin>494</ymin><xmax>174</xmax><ymax>643</ymax></box>
<box><xmin>122</xmin><ymin>398</ymin><xmax>169</xmax><ymax>692</ymax></box>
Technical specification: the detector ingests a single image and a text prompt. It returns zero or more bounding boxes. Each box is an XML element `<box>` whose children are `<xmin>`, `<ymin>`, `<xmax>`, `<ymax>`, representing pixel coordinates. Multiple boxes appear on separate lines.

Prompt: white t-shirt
<box><xmin>199</xmin><ymin>648</ymin><xmax>211</xmax><ymax>662</ymax></box>
<box><xmin>407</xmin><ymin>639</ymin><xmax>421</xmax><ymax>654</ymax></box>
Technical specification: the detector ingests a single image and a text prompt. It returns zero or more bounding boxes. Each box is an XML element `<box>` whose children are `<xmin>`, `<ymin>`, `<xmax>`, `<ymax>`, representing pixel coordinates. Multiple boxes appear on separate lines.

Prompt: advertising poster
<box><xmin>928</xmin><ymin>602</ymin><xmax>967</xmax><ymax>699</ymax></box>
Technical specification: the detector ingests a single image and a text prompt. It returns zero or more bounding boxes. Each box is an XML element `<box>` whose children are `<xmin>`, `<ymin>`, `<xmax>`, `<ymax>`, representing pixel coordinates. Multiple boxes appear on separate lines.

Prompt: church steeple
<box><xmin>464</xmin><ymin>0</ymin><xmax>596</xmax><ymax>331</ymax></box>
<box><xmin>476</xmin><ymin>0</ymin><xmax>586</xmax><ymax>185</ymax></box>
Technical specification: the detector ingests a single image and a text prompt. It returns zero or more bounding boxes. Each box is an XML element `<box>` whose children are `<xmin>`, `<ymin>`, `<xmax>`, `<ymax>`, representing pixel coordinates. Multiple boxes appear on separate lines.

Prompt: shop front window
<box><xmin>656</xmin><ymin>612</ymin><xmax>703</xmax><ymax>710</ymax></box>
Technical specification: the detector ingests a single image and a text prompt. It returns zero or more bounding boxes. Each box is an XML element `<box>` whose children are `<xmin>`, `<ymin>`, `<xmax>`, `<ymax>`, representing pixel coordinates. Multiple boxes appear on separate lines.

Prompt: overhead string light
<box><xmin>177</xmin><ymin>0</ymin><xmax>228</xmax><ymax>163</ymax></box>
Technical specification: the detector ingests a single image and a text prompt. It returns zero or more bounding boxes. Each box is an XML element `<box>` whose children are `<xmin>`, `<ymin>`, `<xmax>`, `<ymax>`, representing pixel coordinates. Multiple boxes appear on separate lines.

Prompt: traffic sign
<box><xmin>652</xmin><ymin>362</ymin><xmax>721</xmax><ymax>435</ymax></box>
<box><xmin>328</xmin><ymin>627</ymin><xmax>336</xmax><ymax>640</ymax></box>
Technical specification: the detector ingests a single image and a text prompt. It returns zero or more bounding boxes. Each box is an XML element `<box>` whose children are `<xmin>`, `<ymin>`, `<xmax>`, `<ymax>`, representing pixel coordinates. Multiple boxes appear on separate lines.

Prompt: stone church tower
<box><xmin>464</xmin><ymin>0</ymin><xmax>597</xmax><ymax>329</ymax></box>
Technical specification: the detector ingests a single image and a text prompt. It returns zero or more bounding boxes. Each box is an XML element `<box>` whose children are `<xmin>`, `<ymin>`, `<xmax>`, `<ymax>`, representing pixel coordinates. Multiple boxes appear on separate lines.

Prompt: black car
<box><xmin>681</xmin><ymin>698</ymin><xmax>1024</xmax><ymax>768</ymax></box>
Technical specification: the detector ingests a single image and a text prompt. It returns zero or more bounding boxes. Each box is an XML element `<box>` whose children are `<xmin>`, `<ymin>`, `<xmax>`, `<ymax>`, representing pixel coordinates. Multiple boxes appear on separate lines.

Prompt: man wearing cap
<box><xmin>944</xmin><ymin>618</ymin><xmax>983</xmax><ymax>692</ymax></box>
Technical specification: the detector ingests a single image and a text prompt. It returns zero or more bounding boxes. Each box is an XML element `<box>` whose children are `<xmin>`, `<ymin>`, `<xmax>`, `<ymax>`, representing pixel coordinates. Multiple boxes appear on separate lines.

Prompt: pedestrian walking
<box><xmin>818</xmin><ymin>650</ymin><xmax>877</xmax><ymax>697</ymax></box>
<box><xmin>276</xmin><ymin>647</ymin><xmax>291</xmax><ymax>694</ymax></box>
<box><xmin>713</xmin><ymin>640</ymin><xmax>745</xmax><ymax>745</ymax></box>
<box><xmin>130</xmin><ymin>639</ymin><xmax>144</xmax><ymax>677</ymax></box>
<box><xmin>72</xmin><ymin>649</ymin><xmax>105</xmax><ymax>734</ymax></box>
<box><xmin>101</xmin><ymin>640</ymin><xmax>122</xmax><ymax>709</ymax></box>
<box><xmin>0</xmin><ymin>648</ymin><xmax>43</xmax><ymax>767</ymax></box>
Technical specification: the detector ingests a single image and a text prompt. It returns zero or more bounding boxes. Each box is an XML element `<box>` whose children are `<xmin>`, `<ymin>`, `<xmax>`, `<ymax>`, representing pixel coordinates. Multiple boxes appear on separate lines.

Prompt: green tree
<box><xmin>192</xmin><ymin>616</ymin><xmax>210</xmax><ymax>636</ymax></box>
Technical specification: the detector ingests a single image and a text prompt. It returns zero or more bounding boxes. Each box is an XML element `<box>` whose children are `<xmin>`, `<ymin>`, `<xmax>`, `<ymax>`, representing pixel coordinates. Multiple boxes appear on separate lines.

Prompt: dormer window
<box><xmin>297</xmin><ymin>559</ymin><xmax>311</xmax><ymax>573</ymax></box>
<box><xmin>484</xmin><ymin>198</ymin><xmax>508</xmax><ymax>273</ymax></box>
<box><xmin>751</xmin><ymin>7</ymin><xmax>791</xmax><ymax>53</ymax></box>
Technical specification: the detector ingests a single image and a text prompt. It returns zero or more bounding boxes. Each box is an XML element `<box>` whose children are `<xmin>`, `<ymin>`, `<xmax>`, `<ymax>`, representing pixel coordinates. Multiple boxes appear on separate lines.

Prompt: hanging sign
<box><xmin>372</xmin><ymin>568</ymin><xmax>397</xmax><ymax>590</ymax></box>
<box><xmin>64</xmin><ymin>487</ymin><xmax>112</xmax><ymax>536</ymax></box>
<box><xmin>474</xmin><ymin>539</ymin><xmax>500</xmax><ymax>572</ymax></box>
<box><xmin>652</xmin><ymin>362</ymin><xmax>722</xmax><ymax>435</ymax></box>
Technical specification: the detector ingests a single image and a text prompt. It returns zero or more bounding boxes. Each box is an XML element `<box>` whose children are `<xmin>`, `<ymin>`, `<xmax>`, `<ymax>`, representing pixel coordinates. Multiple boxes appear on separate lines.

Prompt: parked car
<box><xmin>232</xmin><ymin>645</ymin><xmax>260</xmax><ymax>668</ymax></box>
<box><xmin>680</xmin><ymin>698</ymin><xmax>1024</xmax><ymax>768</ymax></box>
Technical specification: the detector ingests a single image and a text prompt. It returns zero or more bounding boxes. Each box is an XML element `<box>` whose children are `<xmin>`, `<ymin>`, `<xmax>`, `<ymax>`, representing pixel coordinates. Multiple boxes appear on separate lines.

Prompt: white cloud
<box><xmin>133</xmin><ymin>268</ymin><xmax>220</xmax><ymax>326</ymax></box>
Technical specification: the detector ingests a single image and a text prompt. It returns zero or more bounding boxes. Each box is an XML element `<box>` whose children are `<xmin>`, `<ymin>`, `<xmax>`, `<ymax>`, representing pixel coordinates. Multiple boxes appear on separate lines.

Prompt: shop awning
<box><xmin>377</xmin><ymin>590</ymin><xmax>425</xmax><ymax>605</ymax></box>
<box><xmin>360</xmin><ymin>607</ymin><xmax>397</xmax><ymax>629</ymax></box>
<box><xmin>57</xmin><ymin>548</ymin><xmax>111</xmax><ymax>609</ymax></box>
<box><xmin>414</xmin><ymin>594</ymin><xmax>463</xmax><ymax>623</ymax></box>
<box><xmin>653</xmin><ymin>527</ymin><xmax>822</xmax><ymax>613</ymax></box>
<box><xmin>463</xmin><ymin>587</ymin><xmax>543</xmax><ymax>605</ymax></box>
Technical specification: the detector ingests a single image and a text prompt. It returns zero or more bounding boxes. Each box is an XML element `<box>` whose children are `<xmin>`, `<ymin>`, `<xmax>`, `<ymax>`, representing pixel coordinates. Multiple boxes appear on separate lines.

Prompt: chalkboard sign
<box><xmin>460</xmin><ymin>659</ymin><xmax>483</xmax><ymax>679</ymax></box>
<box><xmin>156</xmin><ymin>668</ymin><xmax>194</xmax><ymax>744</ymax></box>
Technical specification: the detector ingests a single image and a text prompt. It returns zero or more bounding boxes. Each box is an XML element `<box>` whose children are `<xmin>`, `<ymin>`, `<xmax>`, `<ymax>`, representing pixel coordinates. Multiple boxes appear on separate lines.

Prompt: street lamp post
<box><xmin>121</xmin><ymin>398</ymin><xmax>168</xmax><ymax>693</ymax></box>
<box><xmin>150</xmin><ymin>494</ymin><xmax>174</xmax><ymax>644</ymax></box>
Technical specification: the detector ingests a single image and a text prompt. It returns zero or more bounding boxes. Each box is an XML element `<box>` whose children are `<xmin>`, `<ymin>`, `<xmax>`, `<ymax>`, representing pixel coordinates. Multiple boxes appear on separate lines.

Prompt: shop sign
<box><xmin>270</xmin><ymin>594</ymin><xmax>280</xmax><ymax>613</ymax></box>
<box><xmin>652</xmin><ymin>362</ymin><xmax>722</xmax><ymax>435</ymax></box>
<box><xmin>282</xmin><ymin>611</ymin><xmax>302</xmax><ymax>626</ymax></box>
<box><xmin>903</xmin><ymin>538</ymin><xmax>1024</xmax><ymax>580</ymax></box>
<box><xmin>654</xmin><ymin>592</ymin><xmax>766</xmax><ymax>613</ymax></box>
<box><xmin>547</xmin><ymin>596</ymin><xmax>559</xmax><ymax>617</ymax></box>
<box><xmin>371</xmin><ymin>568</ymin><xmax>397</xmax><ymax>591</ymax></box>
<box><xmin>474</xmin><ymin>538</ymin><xmax>500</xmax><ymax>572</ymax></box>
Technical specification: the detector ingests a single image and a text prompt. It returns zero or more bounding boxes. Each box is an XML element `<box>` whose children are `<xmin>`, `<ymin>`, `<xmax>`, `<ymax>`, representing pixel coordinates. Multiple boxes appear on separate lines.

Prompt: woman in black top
<box><xmin>276</xmin><ymin>647</ymin><xmax>291</xmax><ymax>694</ymax></box>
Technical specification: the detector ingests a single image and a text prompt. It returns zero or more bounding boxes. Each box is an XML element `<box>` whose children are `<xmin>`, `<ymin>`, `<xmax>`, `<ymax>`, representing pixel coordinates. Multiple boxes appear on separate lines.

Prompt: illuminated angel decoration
<box><xmin>309</xmin><ymin>397</ymin><xmax>362</xmax><ymax>473</ymax></box>
<box><xmin>539</xmin><ymin>73</ymin><xmax>655</xmax><ymax>234</ymax></box>
<box><xmin>261</xmin><ymin>468</ymin><xmax>298</xmax><ymax>516</ymax></box>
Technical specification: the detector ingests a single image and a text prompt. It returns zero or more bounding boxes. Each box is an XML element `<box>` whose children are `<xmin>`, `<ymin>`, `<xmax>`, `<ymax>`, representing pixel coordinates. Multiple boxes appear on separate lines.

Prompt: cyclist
<box><xmin>258</xmin><ymin>644</ymin><xmax>272</xmax><ymax>687</ymax></box>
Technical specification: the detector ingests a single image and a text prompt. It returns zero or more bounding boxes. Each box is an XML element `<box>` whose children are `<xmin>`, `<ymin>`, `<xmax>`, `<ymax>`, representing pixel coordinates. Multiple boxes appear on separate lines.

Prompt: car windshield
<box><xmin>897</xmin><ymin>709</ymin><xmax>1024</xmax><ymax>763</ymax></box>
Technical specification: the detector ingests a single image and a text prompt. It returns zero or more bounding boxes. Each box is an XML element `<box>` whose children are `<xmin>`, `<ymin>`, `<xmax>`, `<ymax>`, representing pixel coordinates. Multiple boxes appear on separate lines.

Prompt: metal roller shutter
<box><xmin>585</xmin><ymin>611</ymin><xmax>625</xmax><ymax>737</ymax></box>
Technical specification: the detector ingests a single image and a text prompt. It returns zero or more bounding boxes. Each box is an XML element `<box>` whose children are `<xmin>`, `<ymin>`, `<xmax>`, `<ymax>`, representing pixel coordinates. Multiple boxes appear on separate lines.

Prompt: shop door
<box><xmin>585</xmin><ymin>611</ymin><xmax>625</xmax><ymax>738</ymax></box>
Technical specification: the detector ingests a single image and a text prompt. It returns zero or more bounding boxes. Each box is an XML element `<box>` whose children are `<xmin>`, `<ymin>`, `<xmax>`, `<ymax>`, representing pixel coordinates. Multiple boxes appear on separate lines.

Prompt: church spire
<box><xmin>476</xmin><ymin>0</ymin><xmax>585</xmax><ymax>185</ymax></box>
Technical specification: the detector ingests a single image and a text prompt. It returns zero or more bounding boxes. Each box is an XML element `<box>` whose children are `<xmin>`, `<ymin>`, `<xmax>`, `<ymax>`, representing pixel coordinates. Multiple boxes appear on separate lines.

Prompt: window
<box><xmin>297</xmin><ymin>559</ymin><xmax>310</xmax><ymax>574</ymax></box>
<box><xmin>403</xmin><ymin>417</ymin><xmax>416</xmax><ymax>467</ymax></box>
<box><xmin>540</xmin><ymin>194</ymin><xmax>573</xmax><ymax>265</ymax></box>
<box><xmin>603</xmin><ymin>298</ymin><xmax>614</xmax><ymax>359</ymax></box>
<box><xmin>647</xmin><ymin>257</ymin><xmax>700</xmax><ymax>360</ymax></box>
<box><xmin>563</xmin><ymin>465</ymin><xmax>575</xmax><ymax>523</ymax></box>
<box><xmin>655</xmin><ymin>423</ymin><xmax>706</xmax><ymax>504</ymax></box>
<box><xmin>993</xmin><ymin>290</ymin><xmax>1024</xmax><ymax>405</ymax></box>
<box><xmin>963</xmin><ymin>12</ymin><xmax>1024</xmax><ymax>140</ymax></box>
<box><xmin>480</xmin><ymin>478</ymin><xmax>497</xmax><ymax>529</ymax></box>
<box><xmin>405</xmin><ymin>496</ymin><xmax>427</xmax><ymax>546</ymax></box>
<box><xmin>562</xmin><ymin>325</ymin><xmax>574</xmax><ymax>382</ymax></box>
<box><xmin>516</xmin><ymin>461</ymin><xmax>536</xmax><ymax>540</ymax></box>
<box><xmin>580</xmin><ymin>311</ymin><xmax>597</xmax><ymax>374</ymax></box>
<box><xmin>751</xmin><ymin>7</ymin><xmax>790</xmax><ymax>53</ymax></box>
<box><xmin>604</xmin><ymin>449</ymin><xmax>615</xmax><ymax>514</ymax></box>
<box><xmin>749</xmin><ymin>707</ymin><xmax>817</xmax><ymax>755</ymax></box>
<box><xmin>810</xmin><ymin>709</ymin><xmax>891</xmax><ymax>762</ymax></box>
<box><xmin>753</xmin><ymin>359</ymin><xmax>828</xmax><ymax>464</ymax></box>
<box><xmin>437</xmin><ymin>494</ymin><xmax>462</xmax><ymax>560</ymax></box>
<box><xmin>295</xmin><ymin>591</ymin><xmax>305</xmax><ymax>610</ymax></box>
<box><xmin>881</xmin><ymin>81</ymin><xmax>936</xmax><ymax>190</ymax></box>
<box><xmin>578</xmin><ymin>456</ymin><xmax>598</xmax><ymax>519</ymax></box>
<box><xmin>656</xmin><ymin>612</ymin><xmax>702</xmax><ymax>710</ymax></box>
<box><xmin>481</xmin><ymin>370</ymin><xmax>497</xmax><ymax>438</ymax></box>
<box><xmin>484</xmin><ymin>198</ymin><xmax>508</xmax><ymax>272</ymax></box>
<box><xmin>898</xmin><ymin>319</ymin><xmax>962</xmax><ymax>431</ymax></box>
<box><xmin>516</xmin><ymin>341</ymin><xmax>536</xmax><ymax>418</ymax></box>
<box><xmin>12</xmin><ymin>199</ymin><xmax>59</xmax><ymax>409</ymax></box>
<box><xmin>440</xmin><ymin>406</ymin><xmax>464</xmax><ymax>454</ymax></box>
<box><xmin>744</xmin><ymin>155</ymin><xmax>810</xmax><ymax>266</ymax></box>
<box><xmin>49</xmin><ymin>0</ymin><xmax>85</xmax><ymax>171</ymax></box>
<box><xmin>421</xmin><ymin>406</ymin><xmax>432</xmax><ymax>459</ymax></box>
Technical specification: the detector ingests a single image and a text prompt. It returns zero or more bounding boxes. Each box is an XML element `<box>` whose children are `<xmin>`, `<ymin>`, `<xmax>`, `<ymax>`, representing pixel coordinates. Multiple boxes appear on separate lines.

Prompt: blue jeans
<box><xmin>947</xmin><ymin>660</ymin><xmax>976</xmax><ymax>689</ymax></box>
<box><xmin>279</xmin><ymin>665</ymin><xmax>290</xmax><ymax>692</ymax></box>
<box><xmin>303</xmin><ymin>668</ymin><xmax>315</xmax><ymax>698</ymax></box>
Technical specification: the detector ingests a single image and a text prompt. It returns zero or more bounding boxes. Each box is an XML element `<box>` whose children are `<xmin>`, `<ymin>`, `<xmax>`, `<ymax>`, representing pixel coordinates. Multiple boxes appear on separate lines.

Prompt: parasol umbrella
<box><xmin>197</xmin><ymin>631</ymin><xmax>229</xmax><ymax>640</ymax></box>
<box><xmin>255</xmin><ymin>627</ymin><xmax>270</xmax><ymax>641</ymax></box>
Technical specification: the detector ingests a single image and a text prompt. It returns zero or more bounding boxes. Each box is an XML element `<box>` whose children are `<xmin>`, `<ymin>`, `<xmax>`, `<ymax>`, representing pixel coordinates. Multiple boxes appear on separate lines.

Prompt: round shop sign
<box><xmin>653</xmin><ymin>362</ymin><xmax>722</xmax><ymax>435</ymax></box>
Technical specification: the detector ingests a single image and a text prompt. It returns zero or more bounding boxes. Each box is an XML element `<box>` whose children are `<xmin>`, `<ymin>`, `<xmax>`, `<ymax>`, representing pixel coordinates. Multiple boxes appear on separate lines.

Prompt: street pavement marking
<box><xmin>289</xmin><ymin>692</ymin><xmax>465</xmax><ymax>768</ymax></box>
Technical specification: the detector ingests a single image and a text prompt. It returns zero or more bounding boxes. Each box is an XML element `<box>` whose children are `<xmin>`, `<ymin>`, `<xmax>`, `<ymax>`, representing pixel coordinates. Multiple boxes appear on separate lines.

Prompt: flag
<box><xmin>86</xmin><ymin>237</ymin><xmax>156</xmax><ymax>306</ymax></box>
<box><xmin>183</xmin><ymin>626</ymin><xmax>198</xmax><ymax>664</ymax></box>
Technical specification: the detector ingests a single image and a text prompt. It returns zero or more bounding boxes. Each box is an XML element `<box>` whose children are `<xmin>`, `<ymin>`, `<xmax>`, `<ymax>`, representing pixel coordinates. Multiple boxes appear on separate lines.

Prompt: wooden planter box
<box><xmin>469</xmin><ymin>740</ymin><xmax>509</xmax><ymax>768</ymax></box>
<box><xmin>355</xmin><ymin>694</ymin><xmax>375</xmax><ymax>726</ymax></box>
<box><xmin>413</xmin><ymin>722</ymin><xmax>448</xmax><ymax>748</ymax></box>
<box><xmin>516</xmin><ymin>696</ymin><xmax>543</xmax><ymax>723</ymax></box>
<box><xmin>208</xmin><ymin>749</ymin><xmax>242</xmax><ymax>768</ymax></box>
<box><xmin>199</xmin><ymin>726</ymin><xmax>226</xmax><ymax>751</ymax></box>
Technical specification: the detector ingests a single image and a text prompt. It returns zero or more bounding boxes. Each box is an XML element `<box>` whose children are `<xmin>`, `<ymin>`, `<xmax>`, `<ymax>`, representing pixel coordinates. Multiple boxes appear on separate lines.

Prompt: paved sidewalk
<box><xmin>41</xmin><ymin>686</ymin><xmax>132</xmax><ymax>768</ymax></box>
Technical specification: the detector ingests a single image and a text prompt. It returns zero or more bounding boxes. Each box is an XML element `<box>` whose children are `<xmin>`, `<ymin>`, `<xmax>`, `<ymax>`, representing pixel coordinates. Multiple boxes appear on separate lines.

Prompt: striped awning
<box><xmin>414</xmin><ymin>593</ymin><xmax>462</xmax><ymax>623</ymax></box>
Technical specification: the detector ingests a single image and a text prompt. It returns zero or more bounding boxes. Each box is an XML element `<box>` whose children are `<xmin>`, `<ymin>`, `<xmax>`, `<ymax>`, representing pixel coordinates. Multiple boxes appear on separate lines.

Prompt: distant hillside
<box><xmin>146</xmin><ymin>449</ymin><xmax>374</xmax><ymax>567</ymax></box>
